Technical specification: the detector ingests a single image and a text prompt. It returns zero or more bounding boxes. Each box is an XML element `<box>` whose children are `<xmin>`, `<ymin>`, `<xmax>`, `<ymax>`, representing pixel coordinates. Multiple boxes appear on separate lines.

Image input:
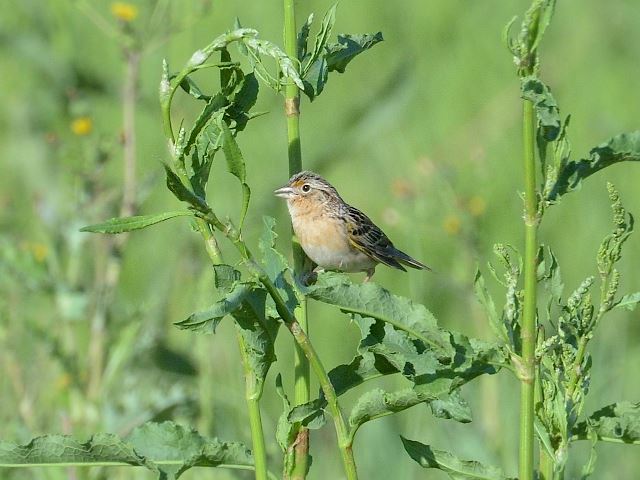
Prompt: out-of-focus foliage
<box><xmin>1</xmin><ymin>1</ymin><xmax>639</xmax><ymax>479</ymax></box>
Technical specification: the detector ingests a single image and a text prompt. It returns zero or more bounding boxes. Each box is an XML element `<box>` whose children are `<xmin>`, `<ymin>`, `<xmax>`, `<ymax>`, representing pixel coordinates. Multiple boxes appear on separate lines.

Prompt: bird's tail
<box><xmin>391</xmin><ymin>247</ymin><xmax>431</xmax><ymax>271</ymax></box>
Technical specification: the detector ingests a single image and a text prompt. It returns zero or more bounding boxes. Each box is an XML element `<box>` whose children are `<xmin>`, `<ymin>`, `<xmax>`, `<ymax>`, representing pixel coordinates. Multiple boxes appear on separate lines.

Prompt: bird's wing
<box><xmin>344</xmin><ymin>205</ymin><xmax>406</xmax><ymax>271</ymax></box>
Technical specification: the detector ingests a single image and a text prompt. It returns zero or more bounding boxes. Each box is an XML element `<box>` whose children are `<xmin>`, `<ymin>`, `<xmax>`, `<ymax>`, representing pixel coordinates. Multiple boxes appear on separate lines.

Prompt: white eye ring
<box><xmin>301</xmin><ymin>184</ymin><xmax>311</xmax><ymax>192</ymax></box>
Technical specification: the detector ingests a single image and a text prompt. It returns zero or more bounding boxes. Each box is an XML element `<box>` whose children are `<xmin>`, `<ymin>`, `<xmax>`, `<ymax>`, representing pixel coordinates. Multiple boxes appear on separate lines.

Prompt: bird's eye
<box><xmin>301</xmin><ymin>184</ymin><xmax>311</xmax><ymax>193</ymax></box>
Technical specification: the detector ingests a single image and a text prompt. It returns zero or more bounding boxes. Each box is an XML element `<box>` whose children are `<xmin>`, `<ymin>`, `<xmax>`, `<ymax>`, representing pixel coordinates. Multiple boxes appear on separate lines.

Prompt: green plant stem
<box><xmin>161</xmin><ymin>105</ymin><xmax>268</xmax><ymax>479</ymax></box>
<box><xmin>282</xmin><ymin>0</ymin><xmax>311</xmax><ymax>477</ymax></box>
<box><xmin>202</xmin><ymin>216</ymin><xmax>357</xmax><ymax>479</ymax></box>
<box><xmin>519</xmin><ymin>99</ymin><xmax>538</xmax><ymax>480</ymax></box>
<box><xmin>237</xmin><ymin>331</ymin><xmax>269</xmax><ymax>480</ymax></box>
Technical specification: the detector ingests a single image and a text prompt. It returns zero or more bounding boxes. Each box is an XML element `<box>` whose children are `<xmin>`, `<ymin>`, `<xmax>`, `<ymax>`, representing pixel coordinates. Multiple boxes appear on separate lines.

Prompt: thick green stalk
<box><xmin>206</xmin><ymin>217</ymin><xmax>358</xmax><ymax>480</ymax></box>
<box><xmin>282</xmin><ymin>0</ymin><xmax>311</xmax><ymax>477</ymax></box>
<box><xmin>519</xmin><ymin>99</ymin><xmax>538</xmax><ymax>480</ymax></box>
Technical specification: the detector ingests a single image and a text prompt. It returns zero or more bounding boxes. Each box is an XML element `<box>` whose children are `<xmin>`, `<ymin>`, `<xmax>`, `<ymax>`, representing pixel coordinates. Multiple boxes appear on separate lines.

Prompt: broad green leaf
<box><xmin>212</xmin><ymin>264</ymin><xmax>241</xmax><ymax>292</ymax></box>
<box><xmin>275</xmin><ymin>374</ymin><xmax>296</xmax><ymax>452</ymax></box>
<box><xmin>164</xmin><ymin>165</ymin><xmax>210</xmax><ymax>213</ymax></box>
<box><xmin>401</xmin><ymin>437</ymin><xmax>514</xmax><ymax>480</ymax></box>
<box><xmin>329</xmin><ymin>351</ymin><xmax>398</xmax><ymax>396</ymax></box>
<box><xmin>473</xmin><ymin>268</ymin><xmax>506</xmax><ymax>343</ymax></box>
<box><xmin>187</xmin><ymin>93</ymin><xmax>227</xmax><ymax>156</ymax></box>
<box><xmin>547</xmin><ymin>131</ymin><xmax>640</xmax><ymax>202</ymax></box>
<box><xmin>303</xmin><ymin>3</ymin><xmax>337</xmax><ymax>77</ymax></box>
<box><xmin>128</xmin><ymin>422</ymin><xmax>253</xmax><ymax>479</ymax></box>
<box><xmin>226</xmin><ymin>72</ymin><xmax>260</xmax><ymax>133</ymax></box>
<box><xmin>219</xmin><ymin>48</ymin><xmax>233</xmax><ymax>93</ymax></box>
<box><xmin>233</xmin><ymin>288</ymin><xmax>281</xmax><ymax>397</ymax></box>
<box><xmin>175</xmin><ymin>282</ymin><xmax>252</xmax><ymax>333</ymax></box>
<box><xmin>325</xmin><ymin>32</ymin><xmax>384</xmax><ymax>73</ymax></box>
<box><xmin>258</xmin><ymin>216</ymin><xmax>297</xmax><ymax>314</ymax></box>
<box><xmin>297</xmin><ymin>13</ymin><xmax>314</xmax><ymax>60</ymax></box>
<box><xmin>178</xmin><ymin>76</ymin><xmax>210</xmax><ymax>101</ymax></box>
<box><xmin>349</xmin><ymin>388</ymin><xmax>439</xmax><ymax>435</ymax></box>
<box><xmin>573</xmin><ymin>402</ymin><xmax>640</xmax><ymax>444</ymax></box>
<box><xmin>429</xmin><ymin>391</ymin><xmax>472</xmax><ymax>423</ymax></box>
<box><xmin>80</xmin><ymin>211</ymin><xmax>193</xmax><ymax>234</ymax></box>
<box><xmin>302</xmin><ymin>56</ymin><xmax>329</xmax><ymax>101</ymax></box>
<box><xmin>219</xmin><ymin>119</ymin><xmax>250</xmax><ymax>227</ymax></box>
<box><xmin>521</xmin><ymin>76</ymin><xmax>560</xmax><ymax>142</ymax></box>
<box><xmin>0</xmin><ymin>433</ymin><xmax>149</xmax><ymax>469</ymax></box>
<box><xmin>306</xmin><ymin>272</ymin><xmax>452</xmax><ymax>354</ymax></box>
<box><xmin>614</xmin><ymin>292</ymin><xmax>640</xmax><ymax>311</ymax></box>
<box><xmin>258</xmin><ymin>216</ymin><xmax>289</xmax><ymax>282</ymax></box>
<box><xmin>0</xmin><ymin>421</ymin><xmax>253</xmax><ymax>480</ymax></box>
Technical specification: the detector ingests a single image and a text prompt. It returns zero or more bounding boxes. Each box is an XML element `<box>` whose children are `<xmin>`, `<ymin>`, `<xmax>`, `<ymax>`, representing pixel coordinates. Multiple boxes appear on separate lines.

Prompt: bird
<box><xmin>274</xmin><ymin>171</ymin><xmax>430</xmax><ymax>282</ymax></box>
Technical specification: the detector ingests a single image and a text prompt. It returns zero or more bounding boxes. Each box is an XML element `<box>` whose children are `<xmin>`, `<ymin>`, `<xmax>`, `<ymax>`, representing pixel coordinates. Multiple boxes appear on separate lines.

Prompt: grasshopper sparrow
<box><xmin>274</xmin><ymin>171</ymin><xmax>429</xmax><ymax>281</ymax></box>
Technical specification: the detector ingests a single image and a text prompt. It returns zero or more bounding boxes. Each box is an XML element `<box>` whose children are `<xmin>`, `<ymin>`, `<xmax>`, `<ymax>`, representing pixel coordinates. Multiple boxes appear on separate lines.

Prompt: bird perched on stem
<box><xmin>274</xmin><ymin>171</ymin><xmax>430</xmax><ymax>282</ymax></box>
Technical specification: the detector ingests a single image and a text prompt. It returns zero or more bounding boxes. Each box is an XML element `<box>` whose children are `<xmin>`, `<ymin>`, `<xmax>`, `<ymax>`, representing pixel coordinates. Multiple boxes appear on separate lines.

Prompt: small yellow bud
<box><xmin>468</xmin><ymin>196</ymin><xmax>486</xmax><ymax>217</ymax></box>
<box><xmin>31</xmin><ymin>243</ymin><xmax>48</xmax><ymax>263</ymax></box>
<box><xmin>111</xmin><ymin>2</ymin><xmax>138</xmax><ymax>22</ymax></box>
<box><xmin>443</xmin><ymin>215</ymin><xmax>462</xmax><ymax>236</ymax></box>
<box><xmin>71</xmin><ymin>117</ymin><xmax>92</xmax><ymax>136</ymax></box>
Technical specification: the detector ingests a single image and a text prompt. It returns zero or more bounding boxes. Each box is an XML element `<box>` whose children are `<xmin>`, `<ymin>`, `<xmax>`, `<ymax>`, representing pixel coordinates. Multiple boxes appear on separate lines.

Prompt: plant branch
<box><xmin>519</xmin><ymin>97</ymin><xmax>538</xmax><ymax>480</ymax></box>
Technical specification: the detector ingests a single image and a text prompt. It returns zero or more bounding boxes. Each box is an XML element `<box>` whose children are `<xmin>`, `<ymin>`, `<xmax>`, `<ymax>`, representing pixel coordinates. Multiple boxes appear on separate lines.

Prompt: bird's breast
<box><xmin>289</xmin><ymin>204</ymin><xmax>374</xmax><ymax>272</ymax></box>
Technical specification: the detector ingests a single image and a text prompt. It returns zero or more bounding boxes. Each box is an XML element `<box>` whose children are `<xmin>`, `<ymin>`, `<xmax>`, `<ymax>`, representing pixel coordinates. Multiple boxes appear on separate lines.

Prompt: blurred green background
<box><xmin>1</xmin><ymin>0</ymin><xmax>639</xmax><ymax>478</ymax></box>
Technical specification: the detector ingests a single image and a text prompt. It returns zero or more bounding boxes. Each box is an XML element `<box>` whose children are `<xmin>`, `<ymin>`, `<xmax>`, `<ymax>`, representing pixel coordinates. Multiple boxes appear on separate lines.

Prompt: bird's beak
<box><xmin>274</xmin><ymin>185</ymin><xmax>294</xmax><ymax>198</ymax></box>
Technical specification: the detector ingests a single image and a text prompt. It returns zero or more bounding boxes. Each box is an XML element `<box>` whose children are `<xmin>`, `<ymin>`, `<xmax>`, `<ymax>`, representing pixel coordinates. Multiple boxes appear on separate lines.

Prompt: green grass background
<box><xmin>1</xmin><ymin>0</ymin><xmax>639</xmax><ymax>478</ymax></box>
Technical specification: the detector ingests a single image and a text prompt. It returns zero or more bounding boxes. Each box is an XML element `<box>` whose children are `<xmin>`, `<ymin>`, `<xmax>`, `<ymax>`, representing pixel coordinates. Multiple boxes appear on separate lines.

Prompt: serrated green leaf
<box><xmin>429</xmin><ymin>390</ymin><xmax>472</xmax><ymax>423</ymax></box>
<box><xmin>303</xmin><ymin>3</ymin><xmax>336</xmax><ymax>77</ymax></box>
<box><xmin>233</xmin><ymin>288</ymin><xmax>281</xmax><ymax>397</ymax></box>
<box><xmin>329</xmin><ymin>351</ymin><xmax>398</xmax><ymax>396</ymax></box>
<box><xmin>175</xmin><ymin>283</ymin><xmax>252</xmax><ymax>333</ymax></box>
<box><xmin>306</xmin><ymin>272</ymin><xmax>452</xmax><ymax>354</ymax></box>
<box><xmin>302</xmin><ymin>56</ymin><xmax>328</xmax><ymax>101</ymax></box>
<box><xmin>226</xmin><ymin>72</ymin><xmax>259</xmax><ymax>133</ymax></box>
<box><xmin>164</xmin><ymin>165</ymin><xmax>210</xmax><ymax>213</ymax></box>
<box><xmin>219</xmin><ymin>119</ymin><xmax>250</xmax><ymax>227</ymax></box>
<box><xmin>80</xmin><ymin>211</ymin><xmax>193</xmax><ymax>234</ymax></box>
<box><xmin>297</xmin><ymin>13</ymin><xmax>314</xmax><ymax>60</ymax></box>
<box><xmin>0</xmin><ymin>421</ymin><xmax>253</xmax><ymax>480</ymax></box>
<box><xmin>547</xmin><ymin>131</ymin><xmax>640</xmax><ymax>202</ymax></box>
<box><xmin>401</xmin><ymin>437</ymin><xmax>514</xmax><ymax>480</ymax></box>
<box><xmin>614</xmin><ymin>292</ymin><xmax>640</xmax><ymax>311</ymax></box>
<box><xmin>325</xmin><ymin>32</ymin><xmax>383</xmax><ymax>73</ymax></box>
<box><xmin>275</xmin><ymin>374</ymin><xmax>296</xmax><ymax>452</ymax></box>
<box><xmin>521</xmin><ymin>76</ymin><xmax>560</xmax><ymax>142</ymax></box>
<box><xmin>213</xmin><ymin>264</ymin><xmax>241</xmax><ymax>292</ymax></box>
<box><xmin>474</xmin><ymin>268</ymin><xmax>506</xmax><ymax>343</ymax></box>
<box><xmin>349</xmin><ymin>388</ymin><xmax>439</xmax><ymax>434</ymax></box>
<box><xmin>187</xmin><ymin>93</ymin><xmax>228</xmax><ymax>156</ymax></box>
<box><xmin>573</xmin><ymin>402</ymin><xmax>640</xmax><ymax>444</ymax></box>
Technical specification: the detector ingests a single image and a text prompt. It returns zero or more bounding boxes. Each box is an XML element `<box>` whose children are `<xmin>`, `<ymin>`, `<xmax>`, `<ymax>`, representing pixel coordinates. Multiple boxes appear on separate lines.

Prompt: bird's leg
<box><xmin>363</xmin><ymin>267</ymin><xmax>376</xmax><ymax>283</ymax></box>
<box><xmin>300</xmin><ymin>266</ymin><xmax>322</xmax><ymax>286</ymax></box>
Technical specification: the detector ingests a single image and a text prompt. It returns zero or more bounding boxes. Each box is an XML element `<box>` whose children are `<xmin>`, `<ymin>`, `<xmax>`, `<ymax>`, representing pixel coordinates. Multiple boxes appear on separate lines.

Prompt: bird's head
<box><xmin>274</xmin><ymin>171</ymin><xmax>341</xmax><ymax>209</ymax></box>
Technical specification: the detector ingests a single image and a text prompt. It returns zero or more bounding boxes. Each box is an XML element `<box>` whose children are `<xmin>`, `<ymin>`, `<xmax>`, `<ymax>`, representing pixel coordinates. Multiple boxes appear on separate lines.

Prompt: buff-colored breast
<box><xmin>287</xmin><ymin>197</ymin><xmax>375</xmax><ymax>272</ymax></box>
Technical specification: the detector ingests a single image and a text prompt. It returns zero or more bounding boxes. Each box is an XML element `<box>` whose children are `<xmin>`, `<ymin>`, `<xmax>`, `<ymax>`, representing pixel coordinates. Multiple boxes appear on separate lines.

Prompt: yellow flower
<box><xmin>467</xmin><ymin>196</ymin><xmax>486</xmax><ymax>217</ymax></box>
<box><xmin>443</xmin><ymin>215</ymin><xmax>462</xmax><ymax>236</ymax></box>
<box><xmin>111</xmin><ymin>2</ymin><xmax>138</xmax><ymax>22</ymax></box>
<box><xmin>31</xmin><ymin>243</ymin><xmax>48</xmax><ymax>263</ymax></box>
<box><xmin>71</xmin><ymin>117</ymin><xmax>92</xmax><ymax>136</ymax></box>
